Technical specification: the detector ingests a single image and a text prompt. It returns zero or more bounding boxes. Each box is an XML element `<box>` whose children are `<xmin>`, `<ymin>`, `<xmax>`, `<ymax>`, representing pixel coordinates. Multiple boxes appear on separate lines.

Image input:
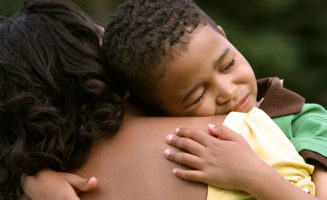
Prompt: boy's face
<box><xmin>154</xmin><ymin>25</ymin><xmax>258</xmax><ymax>116</ymax></box>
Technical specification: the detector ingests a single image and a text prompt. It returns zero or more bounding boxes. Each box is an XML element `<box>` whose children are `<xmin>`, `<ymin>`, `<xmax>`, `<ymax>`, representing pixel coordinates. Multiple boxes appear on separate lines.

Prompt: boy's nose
<box><xmin>215</xmin><ymin>79</ymin><xmax>237</xmax><ymax>105</ymax></box>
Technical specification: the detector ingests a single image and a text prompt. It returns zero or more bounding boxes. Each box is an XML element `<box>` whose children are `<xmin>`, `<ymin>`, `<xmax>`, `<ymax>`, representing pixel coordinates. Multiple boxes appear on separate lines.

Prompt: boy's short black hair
<box><xmin>103</xmin><ymin>0</ymin><xmax>218</xmax><ymax>114</ymax></box>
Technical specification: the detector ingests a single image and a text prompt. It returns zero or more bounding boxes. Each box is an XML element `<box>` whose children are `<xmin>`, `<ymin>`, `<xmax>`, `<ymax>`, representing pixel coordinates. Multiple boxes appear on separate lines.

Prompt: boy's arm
<box><xmin>22</xmin><ymin>169</ymin><xmax>97</xmax><ymax>200</ymax></box>
<box><xmin>312</xmin><ymin>163</ymin><xmax>327</xmax><ymax>199</ymax></box>
<box><xmin>165</xmin><ymin>125</ymin><xmax>318</xmax><ymax>200</ymax></box>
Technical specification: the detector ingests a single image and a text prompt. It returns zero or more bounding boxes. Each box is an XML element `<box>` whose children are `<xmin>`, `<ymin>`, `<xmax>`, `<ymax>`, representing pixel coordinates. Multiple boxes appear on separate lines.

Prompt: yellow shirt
<box><xmin>207</xmin><ymin>107</ymin><xmax>315</xmax><ymax>200</ymax></box>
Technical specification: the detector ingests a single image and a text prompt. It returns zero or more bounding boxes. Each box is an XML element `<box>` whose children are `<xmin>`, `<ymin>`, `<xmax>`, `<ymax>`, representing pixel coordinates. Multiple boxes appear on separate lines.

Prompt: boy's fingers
<box><xmin>208</xmin><ymin>125</ymin><xmax>241</xmax><ymax>141</ymax></box>
<box><xmin>164</xmin><ymin>149</ymin><xmax>201</xmax><ymax>169</ymax></box>
<box><xmin>65</xmin><ymin>174</ymin><xmax>97</xmax><ymax>192</ymax></box>
<box><xmin>172</xmin><ymin>168</ymin><xmax>204</xmax><ymax>182</ymax></box>
<box><xmin>175</xmin><ymin>128</ymin><xmax>208</xmax><ymax>145</ymax></box>
<box><xmin>166</xmin><ymin>134</ymin><xmax>203</xmax><ymax>155</ymax></box>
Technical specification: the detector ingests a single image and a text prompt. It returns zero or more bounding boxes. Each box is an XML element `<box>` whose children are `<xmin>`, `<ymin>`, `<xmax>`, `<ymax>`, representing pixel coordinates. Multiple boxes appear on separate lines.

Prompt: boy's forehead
<box><xmin>169</xmin><ymin>25</ymin><xmax>227</xmax><ymax>61</ymax></box>
<box><xmin>158</xmin><ymin>25</ymin><xmax>230</xmax><ymax>87</ymax></box>
<box><xmin>165</xmin><ymin>24</ymin><xmax>222</xmax><ymax>61</ymax></box>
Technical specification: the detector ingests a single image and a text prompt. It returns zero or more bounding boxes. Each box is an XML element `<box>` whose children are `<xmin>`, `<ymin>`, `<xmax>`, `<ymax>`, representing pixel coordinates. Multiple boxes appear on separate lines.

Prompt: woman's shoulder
<box><xmin>74</xmin><ymin>113</ymin><xmax>225</xmax><ymax>199</ymax></box>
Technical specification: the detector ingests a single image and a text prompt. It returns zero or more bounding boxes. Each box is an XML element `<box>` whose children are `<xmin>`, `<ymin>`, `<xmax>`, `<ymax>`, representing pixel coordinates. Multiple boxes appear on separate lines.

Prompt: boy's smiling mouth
<box><xmin>233</xmin><ymin>95</ymin><xmax>250</xmax><ymax>112</ymax></box>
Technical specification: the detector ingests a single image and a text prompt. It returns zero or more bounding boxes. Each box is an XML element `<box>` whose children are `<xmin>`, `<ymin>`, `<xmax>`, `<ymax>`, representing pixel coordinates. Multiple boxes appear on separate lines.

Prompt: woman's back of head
<box><xmin>0</xmin><ymin>0</ymin><xmax>124</xmax><ymax>198</ymax></box>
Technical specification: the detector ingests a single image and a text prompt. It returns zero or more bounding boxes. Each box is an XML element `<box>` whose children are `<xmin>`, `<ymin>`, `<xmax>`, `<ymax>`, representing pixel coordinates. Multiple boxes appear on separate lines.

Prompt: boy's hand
<box><xmin>164</xmin><ymin>125</ymin><xmax>264</xmax><ymax>190</ymax></box>
<box><xmin>22</xmin><ymin>169</ymin><xmax>97</xmax><ymax>200</ymax></box>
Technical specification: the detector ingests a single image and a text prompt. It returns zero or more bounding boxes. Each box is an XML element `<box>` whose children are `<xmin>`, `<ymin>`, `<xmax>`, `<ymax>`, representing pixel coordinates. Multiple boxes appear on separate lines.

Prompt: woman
<box><xmin>1</xmin><ymin>1</ymin><xmax>324</xmax><ymax>200</ymax></box>
<box><xmin>0</xmin><ymin>0</ymin><xmax>124</xmax><ymax>198</ymax></box>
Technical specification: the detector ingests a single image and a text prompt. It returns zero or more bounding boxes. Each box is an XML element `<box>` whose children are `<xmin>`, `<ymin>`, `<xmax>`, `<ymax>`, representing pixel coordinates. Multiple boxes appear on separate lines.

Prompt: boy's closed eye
<box><xmin>184</xmin><ymin>58</ymin><xmax>235</xmax><ymax>109</ymax></box>
<box><xmin>185</xmin><ymin>87</ymin><xmax>207</xmax><ymax>108</ymax></box>
<box><xmin>222</xmin><ymin>59</ymin><xmax>235</xmax><ymax>72</ymax></box>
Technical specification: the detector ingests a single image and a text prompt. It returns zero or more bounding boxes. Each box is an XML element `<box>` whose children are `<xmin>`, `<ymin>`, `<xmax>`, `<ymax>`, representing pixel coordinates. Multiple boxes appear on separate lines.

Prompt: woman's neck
<box><xmin>123</xmin><ymin>102</ymin><xmax>147</xmax><ymax>118</ymax></box>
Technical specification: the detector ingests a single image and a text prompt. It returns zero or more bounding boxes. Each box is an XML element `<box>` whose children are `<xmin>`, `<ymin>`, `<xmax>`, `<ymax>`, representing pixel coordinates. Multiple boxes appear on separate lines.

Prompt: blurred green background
<box><xmin>1</xmin><ymin>0</ymin><xmax>326</xmax><ymax>108</ymax></box>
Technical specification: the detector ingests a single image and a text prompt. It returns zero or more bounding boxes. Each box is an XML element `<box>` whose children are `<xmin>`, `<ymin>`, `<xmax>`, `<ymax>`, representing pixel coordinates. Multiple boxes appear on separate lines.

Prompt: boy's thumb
<box><xmin>66</xmin><ymin>174</ymin><xmax>97</xmax><ymax>193</ymax></box>
<box><xmin>208</xmin><ymin>124</ymin><xmax>237</xmax><ymax>141</ymax></box>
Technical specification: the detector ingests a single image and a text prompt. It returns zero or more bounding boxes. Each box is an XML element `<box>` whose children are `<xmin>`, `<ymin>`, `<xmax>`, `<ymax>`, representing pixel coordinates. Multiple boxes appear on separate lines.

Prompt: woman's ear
<box><xmin>217</xmin><ymin>26</ymin><xmax>227</xmax><ymax>39</ymax></box>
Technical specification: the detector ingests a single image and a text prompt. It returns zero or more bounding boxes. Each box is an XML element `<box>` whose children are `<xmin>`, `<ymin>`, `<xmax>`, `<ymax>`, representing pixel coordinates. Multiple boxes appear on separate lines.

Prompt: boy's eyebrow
<box><xmin>181</xmin><ymin>48</ymin><xmax>230</xmax><ymax>104</ymax></box>
<box><xmin>213</xmin><ymin>48</ymin><xmax>230</xmax><ymax>69</ymax></box>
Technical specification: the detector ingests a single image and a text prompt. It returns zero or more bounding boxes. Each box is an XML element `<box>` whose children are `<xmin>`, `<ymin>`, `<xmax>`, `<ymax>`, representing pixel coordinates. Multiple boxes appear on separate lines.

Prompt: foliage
<box><xmin>0</xmin><ymin>0</ymin><xmax>23</xmax><ymax>17</ymax></box>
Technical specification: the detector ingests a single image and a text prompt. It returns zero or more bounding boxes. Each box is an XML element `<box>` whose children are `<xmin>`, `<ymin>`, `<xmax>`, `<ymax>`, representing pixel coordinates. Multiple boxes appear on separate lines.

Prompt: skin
<box><xmin>21</xmin><ymin>170</ymin><xmax>97</xmax><ymax>200</ymax></box>
<box><xmin>156</xmin><ymin>25</ymin><xmax>259</xmax><ymax>116</ymax></box>
<box><xmin>313</xmin><ymin>164</ymin><xmax>327</xmax><ymax>198</ymax></box>
<box><xmin>71</xmin><ymin>110</ymin><xmax>222</xmax><ymax>200</ymax></box>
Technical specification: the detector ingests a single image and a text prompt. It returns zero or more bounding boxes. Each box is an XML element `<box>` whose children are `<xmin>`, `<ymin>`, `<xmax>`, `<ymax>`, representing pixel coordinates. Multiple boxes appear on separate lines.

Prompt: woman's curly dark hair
<box><xmin>103</xmin><ymin>0</ymin><xmax>218</xmax><ymax>114</ymax></box>
<box><xmin>0</xmin><ymin>0</ymin><xmax>124</xmax><ymax>199</ymax></box>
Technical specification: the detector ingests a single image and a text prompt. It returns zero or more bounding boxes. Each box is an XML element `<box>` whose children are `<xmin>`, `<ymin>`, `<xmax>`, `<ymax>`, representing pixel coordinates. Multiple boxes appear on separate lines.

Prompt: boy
<box><xmin>102</xmin><ymin>0</ymin><xmax>327</xmax><ymax>197</ymax></box>
<box><xmin>23</xmin><ymin>0</ymin><xmax>327</xmax><ymax>199</ymax></box>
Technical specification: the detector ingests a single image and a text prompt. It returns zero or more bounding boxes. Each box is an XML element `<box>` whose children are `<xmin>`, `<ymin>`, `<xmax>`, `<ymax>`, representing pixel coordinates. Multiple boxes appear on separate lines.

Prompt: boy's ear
<box><xmin>95</xmin><ymin>24</ymin><xmax>105</xmax><ymax>49</ymax></box>
<box><xmin>99</xmin><ymin>38</ymin><xmax>103</xmax><ymax>49</ymax></box>
<box><xmin>217</xmin><ymin>26</ymin><xmax>227</xmax><ymax>39</ymax></box>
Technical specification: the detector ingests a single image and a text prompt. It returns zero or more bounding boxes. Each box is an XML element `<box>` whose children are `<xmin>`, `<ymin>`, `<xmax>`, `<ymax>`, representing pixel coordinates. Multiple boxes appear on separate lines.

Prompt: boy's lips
<box><xmin>233</xmin><ymin>95</ymin><xmax>249</xmax><ymax>112</ymax></box>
